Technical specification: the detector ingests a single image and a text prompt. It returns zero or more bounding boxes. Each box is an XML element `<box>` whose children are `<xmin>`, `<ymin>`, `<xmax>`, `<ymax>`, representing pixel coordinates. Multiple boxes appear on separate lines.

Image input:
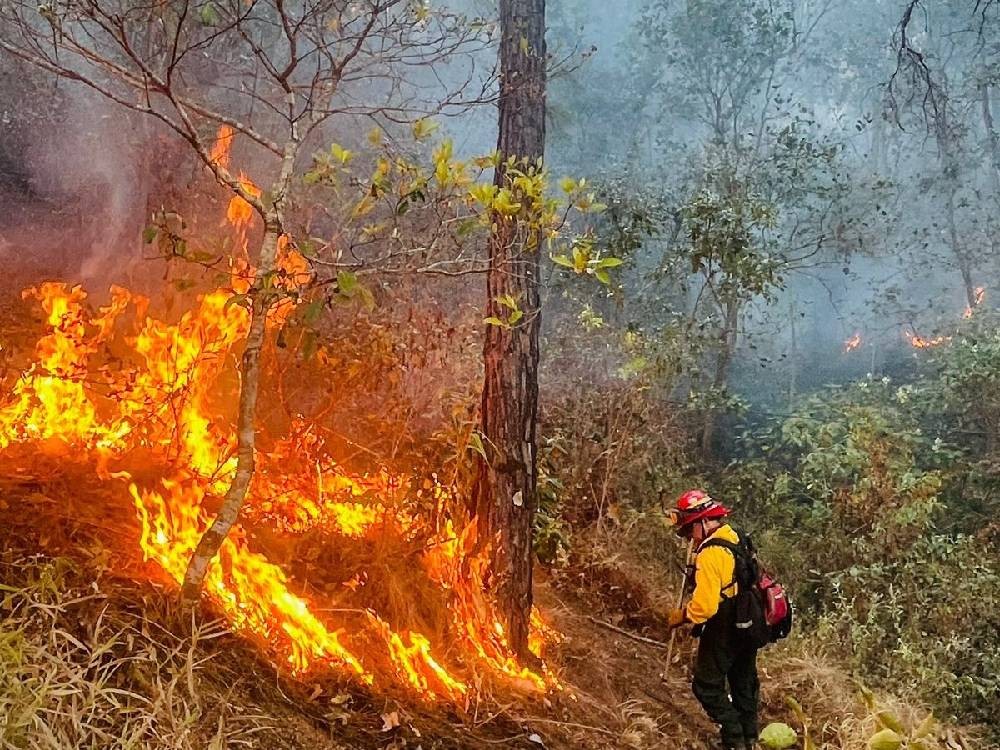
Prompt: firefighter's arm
<box><xmin>683</xmin><ymin>547</ymin><xmax>731</xmax><ymax>625</ymax></box>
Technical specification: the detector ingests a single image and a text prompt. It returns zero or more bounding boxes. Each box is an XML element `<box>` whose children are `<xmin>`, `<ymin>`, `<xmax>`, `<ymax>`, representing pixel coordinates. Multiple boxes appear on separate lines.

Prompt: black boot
<box><xmin>711</xmin><ymin>736</ymin><xmax>748</xmax><ymax>750</ymax></box>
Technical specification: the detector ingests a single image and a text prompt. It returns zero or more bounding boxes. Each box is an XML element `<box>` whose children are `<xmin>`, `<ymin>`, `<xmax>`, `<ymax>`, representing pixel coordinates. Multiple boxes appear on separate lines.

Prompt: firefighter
<box><xmin>665</xmin><ymin>489</ymin><xmax>760</xmax><ymax>750</ymax></box>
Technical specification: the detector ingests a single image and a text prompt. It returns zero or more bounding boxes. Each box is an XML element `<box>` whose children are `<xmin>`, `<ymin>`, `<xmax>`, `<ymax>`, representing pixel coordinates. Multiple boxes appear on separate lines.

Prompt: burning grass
<box><xmin>0</xmin><ymin>278</ymin><xmax>556</xmax><ymax>706</ymax></box>
<box><xmin>0</xmin><ymin>538</ymin><xmax>551</xmax><ymax>749</ymax></box>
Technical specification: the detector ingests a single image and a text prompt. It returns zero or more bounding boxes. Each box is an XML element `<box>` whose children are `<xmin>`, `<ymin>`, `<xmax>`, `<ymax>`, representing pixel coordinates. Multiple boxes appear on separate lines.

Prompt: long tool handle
<box><xmin>664</xmin><ymin>538</ymin><xmax>695</xmax><ymax>673</ymax></box>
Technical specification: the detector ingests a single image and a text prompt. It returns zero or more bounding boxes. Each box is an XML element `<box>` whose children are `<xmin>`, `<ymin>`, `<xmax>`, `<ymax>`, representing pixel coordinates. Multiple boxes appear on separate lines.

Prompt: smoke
<box><xmin>0</xmin><ymin>72</ymin><xmax>154</xmax><ymax>284</ymax></box>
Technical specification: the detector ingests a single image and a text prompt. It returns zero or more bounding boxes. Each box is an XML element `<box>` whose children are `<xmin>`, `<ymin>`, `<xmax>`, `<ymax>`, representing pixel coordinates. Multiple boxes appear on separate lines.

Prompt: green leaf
<box><xmin>858</xmin><ymin>686</ymin><xmax>877</xmax><ymax>713</ymax></box>
<box><xmin>337</xmin><ymin>271</ymin><xmax>359</xmax><ymax>296</ymax></box>
<box><xmin>330</xmin><ymin>143</ymin><xmax>354</xmax><ymax>164</ymax></box>
<box><xmin>875</xmin><ymin>711</ymin><xmax>906</xmax><ymax>735</ymax></box>
<box><xmin>199</xmin><ymin>2</ymin><xmax>220</xmax><ymax>26</ymax></box>
<box><xmin>912</xmin><ymin>714</ymin><xmax>936</xmax><ymax>739</ymax></box>
<box><xmin>301</xmin><ymin>330</ymin><xmax>318</xmax><ymax>361</ymax></box>
<box><xmin>785</xmin><ymin>697</ymin><xmax>808</xmax><ymax>725</ymax></box>
<box><xmin>484</xmin><ymin>316</ymin><xmax>507</xmax><ymax>327</ymax></box>
<box><xmin>759</xmin><ymin>722</ymin><xmax>797</xmax><ymax>750</ymax></box>
<box><xmin>492</xmin><ymin>188</ymin><xmax>522</xmax><ymax>216</ymax></box>
<box><xmin>868</xmin><ymin>728</ymin><xmax>903</xmax><ymax>750</ymax></box>
<box><xmin>301</xmin><ymin>299</ymin><xmax>324</xmax><ymax>324</ymax></box>
<box><xmin>469</xmin><ymin>183</ymin><xmax>497</xmax><ymax>207</ymax></box>
<box><xmin>357</xmin><ymin>285</ymin><xmax>376</xmax><ymax>311</ymax></box>
<box><xmin>551</xmin><ymin>254</ymin><xmax>574</xmax><ymax>269</ymax></box>
<box><xmin>468</xmin><ymin>431</ymin><xmax>487</xmax><ymax>460</ymax></box>
<box><xmin>297</xmin><ymin>239</ymin><xmax>319</xmax><ymax>258</ymax></box>
<box><xmin>594</xmin><ymin>269</ymin><xmax>611</xmax><ymax>285</ymax></box>
<box><xmin>497</xmin><ymin>294</ymin><xmax>518</xmax><ymax>310</ymax></box>
<box><xmin>411</xmin><ymin>118</ymin><xmax>438</xmax><ymax>141</ymax></box>
<box><xmin>456</xmin><ymin>218</ymin><xmax>480</xmax><ymax>237</ymax></box>
<box><xmin>142</xmin><ymin>226</ymin><xmax>158</xmax><ymax>244</ymax></box>
<box><xmin>594</xmin><ymin>257</ymin><xmax>624</xmax><ymax>269</ymax></box>
<box><xmin>224</xmin><ymin>293</ymin><xmax>250</xmax><ymax>310</ymax></box>
<box><xmin>350</xmin><ymin>195</ymin><xmax>375</xmax><ymax>219</ymax></box>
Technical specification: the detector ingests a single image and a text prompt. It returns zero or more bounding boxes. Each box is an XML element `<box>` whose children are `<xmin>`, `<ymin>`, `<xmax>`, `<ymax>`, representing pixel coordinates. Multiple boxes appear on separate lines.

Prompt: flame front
<box><xmin>0</xmin><ymin>275</ymin><xmax>557</xmax><ymax>702</ymax></box>
<box><xmin>0</xmin><ymin>126</ymin><xmax>558</xmax><ymax>702</ymax></box>
<box><xmin>843</xmin><ymin>332</ymin><xmax>862</xmax><ymax>353</ymax></box>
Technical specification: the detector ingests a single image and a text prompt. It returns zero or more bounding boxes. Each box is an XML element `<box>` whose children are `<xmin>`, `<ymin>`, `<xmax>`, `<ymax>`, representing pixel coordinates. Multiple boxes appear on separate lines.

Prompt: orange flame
<box><xmin>0</xmin><ymin>276</ymin><xmax>557</xmax><ymax>701</ymax></box>
<box><xmin>843</xmin><ymin>332</ymin><xmax>862</xmax><ymax>353</ymax></box>
<box><xmin>209</xmin><ymin>125</ymin><xmax>235</xmax><ymax>170</ymax></box>
<box><xmin>0</xmin><ymin>128</ymin><xmax>558</xmax><ymax>701</ymax></box>
<box><xmin>905</xmin><ymin>331</ymin><xmax>951</xmax><ymax>349</ymax></box>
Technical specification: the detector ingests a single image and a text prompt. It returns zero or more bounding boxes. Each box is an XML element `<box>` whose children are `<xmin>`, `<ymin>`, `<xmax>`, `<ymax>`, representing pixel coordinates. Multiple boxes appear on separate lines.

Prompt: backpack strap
<box><xmin>698</xmin><ymin>537</ymin><xmax>741</xmax><ymax>595</ymax></box>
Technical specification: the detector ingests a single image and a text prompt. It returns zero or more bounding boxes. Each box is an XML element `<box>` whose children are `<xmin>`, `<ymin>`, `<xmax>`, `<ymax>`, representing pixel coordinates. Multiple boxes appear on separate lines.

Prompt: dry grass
<box><xmin>0</xmin><ymin>553</ymin><xmax>329</xmax><ymax>749</ymax></box>
<box><xmin>757</xmin><ymin>642</ymin><xmax>989</xmax><ymax>750</ymax></box>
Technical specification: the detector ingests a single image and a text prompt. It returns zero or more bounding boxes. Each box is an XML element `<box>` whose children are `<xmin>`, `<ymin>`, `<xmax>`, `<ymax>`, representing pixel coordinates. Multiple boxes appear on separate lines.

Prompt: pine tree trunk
<box><xmin>472</xmin><ymin>0</ymin><xmax>546</xmax><ymax>661</ymax></box>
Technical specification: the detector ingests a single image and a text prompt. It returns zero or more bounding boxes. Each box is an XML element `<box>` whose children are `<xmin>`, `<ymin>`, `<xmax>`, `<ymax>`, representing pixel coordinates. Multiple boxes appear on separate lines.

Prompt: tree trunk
<box><xmin>181</xmin><ymin>221</ymin><xmax>281</xmax><ymax>603</ymax></box>
<box><xmin>936</xmin><ymin>106</ymin><xmax>977</xmax><ymax>309</ymax></box>
<box><xmin>944</xmin><ymin>184</ymin><xmax>977</xmax><ymax>309</ymax></box>
<box><xmin>472</xmin><ymin>0</ymin><xmax>546</xmax><ymax>661</ymax></box>
<box><xmin>980</xmin><ymin>84</ymin><xmax>1000</xmax><ymax>198</ymax></box>
<box><xmin>787</xmin><ymin>299</ymin><xmax>797</xmax><ymax>406</ymax></box>
<box><xmin>701</xmin><ymin>300</ymin><xmax>738</xmax><ymax>455</ymax></box>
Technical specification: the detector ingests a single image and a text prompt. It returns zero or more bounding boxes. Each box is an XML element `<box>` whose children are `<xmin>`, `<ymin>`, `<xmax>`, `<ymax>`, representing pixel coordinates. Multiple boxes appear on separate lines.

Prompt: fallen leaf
<box><xmin>381</xmin><ymin>711</ymin><xmax>400</xmax><ymax>732</ymax></box>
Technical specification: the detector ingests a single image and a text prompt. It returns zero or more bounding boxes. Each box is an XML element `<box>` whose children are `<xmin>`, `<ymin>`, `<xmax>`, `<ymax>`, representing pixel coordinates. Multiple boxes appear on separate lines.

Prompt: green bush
<box><xmin>727</xmin><ymin>370</ymin><xmax>1000</xmax><ymax>737</ymax></box>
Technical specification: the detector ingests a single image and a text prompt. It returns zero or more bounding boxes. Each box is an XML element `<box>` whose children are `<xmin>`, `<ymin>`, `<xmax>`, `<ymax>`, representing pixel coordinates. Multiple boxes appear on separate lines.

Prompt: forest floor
<box><xmin>0</xmin><ymin>458</ymin><xmax>975</xmax><ymax>750</ymax></box>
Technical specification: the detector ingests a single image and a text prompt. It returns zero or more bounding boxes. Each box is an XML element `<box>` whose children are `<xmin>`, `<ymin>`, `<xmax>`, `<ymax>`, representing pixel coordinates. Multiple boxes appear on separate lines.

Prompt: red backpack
<box><xmin>701</xmin><ymin>529</ymin><xmax>792</xmax><ymax>648</ymax></box>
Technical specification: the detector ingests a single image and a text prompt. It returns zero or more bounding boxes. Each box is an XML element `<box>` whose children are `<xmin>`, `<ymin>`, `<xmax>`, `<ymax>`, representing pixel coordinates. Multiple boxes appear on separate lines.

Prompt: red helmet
<box><xmin>666</xmin><ymin>489</ymin><xmax>729</xmax><ymax>534</ymax></box>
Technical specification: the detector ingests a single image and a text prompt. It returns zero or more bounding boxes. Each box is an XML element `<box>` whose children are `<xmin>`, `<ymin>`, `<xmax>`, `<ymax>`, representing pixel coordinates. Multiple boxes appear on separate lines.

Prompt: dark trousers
<box><xmin>692</xmin><ymin>600</ymin><xmax>760</xmax><ymax>747</ymax></box>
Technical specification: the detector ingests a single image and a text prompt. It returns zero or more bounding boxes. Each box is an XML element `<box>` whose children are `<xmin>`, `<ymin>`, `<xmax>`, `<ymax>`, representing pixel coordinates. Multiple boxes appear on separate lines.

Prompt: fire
<box><xmin>0</xmin><ymin>275</ymin><xmax>557</xmax><ymax>702</ymax></box>
<box><xmin>208</xmin><ymin>125</ymin><xmax>234</xmax><ymax>170</ymax></box>
<box><xmin>905</xmin><ymin>331</ymin><xmax>951</xmax><ymax>349</ymax></box>
<box><xmin>843</xmin><ymin>332</ymin><xmax>862</xmax><ymax>353</ymax></box>
<box><xmin>963</xmin><ymin>286</ymin><xmax>986</xmax><ymax>319</ymax></box>
<box><xmin>0</xmin><ymin>127</ymin><xmax>559</xmax><ymax>703</ymax></box>
<box><xmin>227</xmin><ymin>174</ymin><xmax>261</xmax><ymax>230</ymax></box>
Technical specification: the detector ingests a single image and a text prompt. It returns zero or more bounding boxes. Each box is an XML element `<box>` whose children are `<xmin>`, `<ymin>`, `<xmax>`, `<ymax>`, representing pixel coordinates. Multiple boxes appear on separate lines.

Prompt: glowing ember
<box><xmin>843</xmin><ymin>332</ymin><xmax>862</xmax><ymax>353</ymax></box>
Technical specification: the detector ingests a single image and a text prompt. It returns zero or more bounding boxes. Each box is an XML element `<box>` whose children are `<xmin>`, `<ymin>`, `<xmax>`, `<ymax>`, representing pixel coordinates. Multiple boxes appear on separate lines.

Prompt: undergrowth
<box><xmin>0</xmin><ymin>551</ymin><xmax>355</xmax><ymax>750</ymax></box>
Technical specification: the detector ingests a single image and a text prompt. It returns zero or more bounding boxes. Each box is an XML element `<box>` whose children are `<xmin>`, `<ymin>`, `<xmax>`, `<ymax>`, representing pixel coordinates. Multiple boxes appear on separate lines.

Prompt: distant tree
<box><xmin>632</xmin><ymin>0</ymin><xmax>868</xmax><ymax>448</ymax></box>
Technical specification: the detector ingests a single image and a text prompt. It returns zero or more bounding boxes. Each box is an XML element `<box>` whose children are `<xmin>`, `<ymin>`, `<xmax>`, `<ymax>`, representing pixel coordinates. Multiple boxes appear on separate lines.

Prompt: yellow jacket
<box><xmin>684</xmin><ymin>524</ymin><xmax>739</xmax><ymax>624</ymax></box>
